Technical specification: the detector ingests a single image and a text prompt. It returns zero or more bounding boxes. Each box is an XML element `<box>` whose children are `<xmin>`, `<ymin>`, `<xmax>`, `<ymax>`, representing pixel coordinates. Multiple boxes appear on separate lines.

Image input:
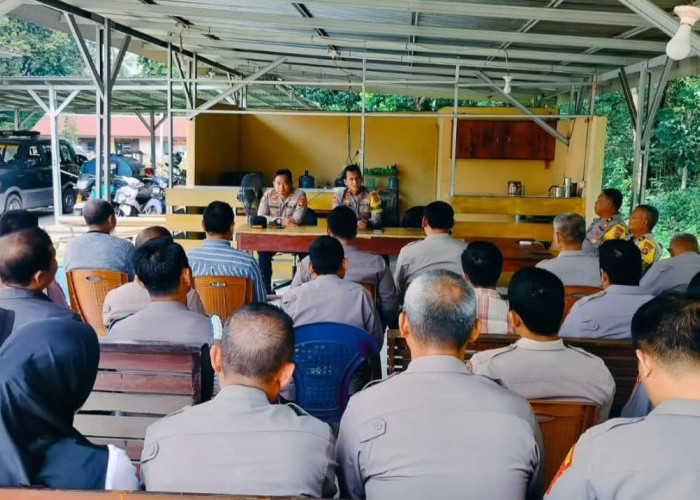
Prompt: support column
<box><xmin>630</xmin><ymin>64</ymin><xmax>648</xmax><ymax>209</ymax></box>
<box><xmin>102</xmin><ymin>19</ymin><xmax>112</xmax><ymax>202</ymax></box>
<box><xmin>95</xmin><ymin>25</ymin><xmax>103</xmax><ymax>199</ymax></box>
<box><xmin>449</xmin><ymin>65</ymin><xmax>460</xmax><ymax>197</ymax></box>
<box><xmin>149</xmin><ymin>110</ymin><xmax>157</xmax><ymax>171</ymax></box>
<box><xmin>360</xmin><ymin>58</ymin><xmax>366</xmax><ymax>171</ymax></box>
<box><xmin>48</xmin><ymin>86</ymin><xmax>62</xmax><ymax>219</ymax></box>
<box><xmin>168</xmin><ymin>42</ymin><xmax>174</xmax><ymax>189</ymax></box>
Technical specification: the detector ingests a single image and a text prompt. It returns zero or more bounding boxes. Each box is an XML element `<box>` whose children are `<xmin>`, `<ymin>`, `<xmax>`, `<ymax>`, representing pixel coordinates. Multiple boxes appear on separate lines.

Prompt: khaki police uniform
<box><xmin>545</xmin><ymin>399</ymin><xmax>700</xmax><ymax>500</ymax></box>
<box><xmin>621</xmin><ymin>380</ymin><xmax>653</xmax><ymax>418</ymax></box>
<box><xmin>257</xmin><ymin>187</ymin><xmax>308</xmax><ymax>225</ymax></box>
<box><xmin>141</xmin><ymin>385</ymin><xmax>337</xmax><ymax>497</ymax></box>
<box><xmin>394</xmin><ymin>233</ymin><xmax>467</xmax><ymax>297</ymax></box>
<box><xmin>102</xmin><ymin>282</ymin><xmax>206</xmax><ymax>327</ymax></box>
<box><xmin>108</xmin><ymin>301</ymin><xmax>210</xmax><ymax>343</ymax></box>
<box><xmin>630</xmin><ymin>232</ymin><xmax>663</xmax><ymax>271</ymax></box>
<box><xmin>336</xmin><ymin>355</ymin><xmax>543</xmax><ymax>500</ymax></box>
<box><xmin>282</xmin><ymin>274</ymin><xmax>383</xmax><ymax>347</ymax></box>
<box><xmin>332</xmin><ymin>187</ymin><xmax>382</xmax><ymax>227</ymax></box>
<box><xmin>536</xmin><ymin>250</ymin><xmax>602</xmax><ymax>287</ymax></box>
<box><xmin>640</xmin><ymin>251</ymin><xmax>700</xmax><ymax>296</ymax></box>
<box><xmin>559</xmin><ymin>285</ymin><xmax>654</xmax><ymax>339</ymax></box>
<box><xmin>290</xmin><ymin>245</ymin><xmax>398</xmax><ymax>325</ymax></box>
<box><xmin>469</xmin><ymin>338</ymin><xmax>616</xmax><ymax>422</ymax></box>
<box><xmin>583</xmin><ymin>214</ymin><xmax>628</xmax><ymax>255</ymax></box>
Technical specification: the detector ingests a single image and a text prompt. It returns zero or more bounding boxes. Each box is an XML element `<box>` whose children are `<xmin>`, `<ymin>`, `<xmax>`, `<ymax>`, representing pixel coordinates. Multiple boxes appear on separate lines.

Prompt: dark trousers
<box><xmin>258</xmin><ymin>251</ymin><xmax>274</xmax><ymax>294</ymax></box>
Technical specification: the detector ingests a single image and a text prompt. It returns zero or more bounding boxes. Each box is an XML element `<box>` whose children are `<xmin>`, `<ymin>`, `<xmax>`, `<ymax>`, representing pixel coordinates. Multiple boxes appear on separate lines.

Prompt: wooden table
<box><xmin>235</xmin><ymin>224</ymin><xmax>553</xmax><ymax>270</ymax></box>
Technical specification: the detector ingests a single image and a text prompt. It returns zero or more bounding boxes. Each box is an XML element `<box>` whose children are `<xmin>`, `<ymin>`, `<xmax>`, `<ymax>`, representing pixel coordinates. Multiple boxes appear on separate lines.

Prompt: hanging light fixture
<box><xmin>503</xmin><ymin>76</ymin><xmax>513</xmax><ymax>95</ymax></box>
<box><xmin>666</xmin><ymin>5</ymin><xmax>700</xmax><ymax>61</ymax></box>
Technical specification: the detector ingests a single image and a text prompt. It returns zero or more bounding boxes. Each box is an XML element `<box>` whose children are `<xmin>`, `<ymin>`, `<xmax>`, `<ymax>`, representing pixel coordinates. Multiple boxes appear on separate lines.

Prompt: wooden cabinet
<box><xmin>456</xmin><ymin>120</ymin><xmax>557</xmax><ymax>160</ymax></box>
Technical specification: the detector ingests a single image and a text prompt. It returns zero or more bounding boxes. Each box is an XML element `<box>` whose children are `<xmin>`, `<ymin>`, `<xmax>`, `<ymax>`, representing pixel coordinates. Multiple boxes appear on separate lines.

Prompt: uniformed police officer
<box><xmin>559</xmin><ymin>239</ymin><xmax>654</xmax><ymax>339</ymax></box>
<box><xmin>336</xmin><ymin>270</ymin><xmax>543</xmax><ymax>500</ymax></box>
<box><xmin>627</xmin><ymin>204</ymin><xmax>663</xmax><ymax>271</ymax></box>
<box><xmin>640</xmin><ymin>233</ymin><xmax>700</xmax><ymax>295</ymax></box>
<box><xmin>332</xmin><ymin>164</ymin><xmax>382</xmax><ymax>229</ymax></box>
<box><xmin>546</xmin><ymin>294</ymin><xmax>700</xmax><ymax>499</ymax></box>
<box><xmin>141</xmin><ymin>303</ymin><xmax>337</xmax><ymax>496</ymax></box>
<box><xmin>470</xmin><ymin>267</ymin><xmax>615</xmax><ymax>423</ymax></box>
<box><xmin>583</xmin><ymin>188</ymin><xmax>628</xmax><ymax>255</ymax></box>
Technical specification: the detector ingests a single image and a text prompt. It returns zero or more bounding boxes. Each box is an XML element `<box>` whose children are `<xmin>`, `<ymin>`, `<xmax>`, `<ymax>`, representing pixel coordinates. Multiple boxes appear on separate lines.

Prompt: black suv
<box><xmin>0</xmin><ymin>131</ymin><xmax>80</xmax><ymax>214</ymax></box>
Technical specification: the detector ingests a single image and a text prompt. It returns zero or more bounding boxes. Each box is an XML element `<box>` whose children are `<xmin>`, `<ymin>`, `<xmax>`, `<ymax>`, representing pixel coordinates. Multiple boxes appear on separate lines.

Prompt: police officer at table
<box><xmin>332</xmin><ymin>164</ymin><xmax>382</xmax><ymax>230</ymax></box>
<box><xmin>583</xmin><ymin>188</ymin><xmax>628</xmax><ymax>256</ymax></box>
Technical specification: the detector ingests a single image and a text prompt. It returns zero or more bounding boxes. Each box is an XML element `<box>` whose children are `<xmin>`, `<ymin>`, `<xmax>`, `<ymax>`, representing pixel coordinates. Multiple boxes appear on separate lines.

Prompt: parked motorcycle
<box><xmin>113</xmin><ymin>176</ymin><xmax>166</xmax><ymax>216</ymax></box>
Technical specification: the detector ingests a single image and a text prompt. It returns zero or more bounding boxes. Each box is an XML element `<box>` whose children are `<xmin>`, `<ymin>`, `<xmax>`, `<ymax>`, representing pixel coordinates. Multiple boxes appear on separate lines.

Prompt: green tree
<box><xmin>136</xmin><ymin>56</ymin><xmax>168</xmax><ymax>77</ymax></box>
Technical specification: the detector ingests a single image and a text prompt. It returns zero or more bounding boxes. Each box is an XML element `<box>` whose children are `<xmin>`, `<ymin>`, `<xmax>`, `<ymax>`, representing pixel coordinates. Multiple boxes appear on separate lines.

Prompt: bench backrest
<box><xmin>75</xmin><ymin>341</ymin><xmax>213</xmax><ymax>463</ymax></box>
<box><xmin>0</xmin><ymin>490</ymin><xmax>320</xmax><ymax>500</ymax></box>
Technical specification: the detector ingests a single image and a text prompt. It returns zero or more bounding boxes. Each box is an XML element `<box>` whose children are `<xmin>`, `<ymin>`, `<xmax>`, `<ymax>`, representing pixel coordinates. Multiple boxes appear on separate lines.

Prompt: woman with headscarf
<box><xmin>0</xmin><ymin>318</ymin><xmax>138</xmax><ymax>489</ymax></box>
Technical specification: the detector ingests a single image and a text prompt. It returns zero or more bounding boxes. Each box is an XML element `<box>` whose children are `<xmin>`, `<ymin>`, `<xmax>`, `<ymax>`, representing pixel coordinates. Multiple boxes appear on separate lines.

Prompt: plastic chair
<box><xmin>66</xmin><ymin>269</ymin><xmax>129</xmax><ymax>337</ymax></box>
<box><xmin>401</xmin><ymin>205</ymin><xmax>425</xmax><ymax>228</ymax></box>
<box><xmin>564</xmin><ymin>286</ymin><xmax>602</xmax><ymax>318</ymax></box>
<box><xmin>293</xmin><ymin>322</ymin><xmax>380</xmax><ymax>424</ymax></box>
<box><xmin>194</xmin><ymin>276</ymin><xmax>253</xmax><ymax>322</ymax></box>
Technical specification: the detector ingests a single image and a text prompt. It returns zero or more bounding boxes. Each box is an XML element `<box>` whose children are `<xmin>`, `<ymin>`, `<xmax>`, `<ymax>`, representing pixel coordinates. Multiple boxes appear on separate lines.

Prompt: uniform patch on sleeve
<box><xmin>358</xmin><ymin>417</ymin><xmax>387</xmax><ymax>442</ymax></box>
<box><xmin>546</xmin><ymin>444</ymin><xmax>576</xmax><ymax>494</ymax></box>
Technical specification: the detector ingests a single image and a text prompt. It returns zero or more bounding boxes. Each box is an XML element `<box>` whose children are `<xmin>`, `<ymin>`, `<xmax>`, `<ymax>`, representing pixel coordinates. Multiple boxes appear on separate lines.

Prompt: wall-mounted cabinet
<box><xmin>456</xmin><ymin>120</ymin><xmax>557</xmax><ymax>161</ymax></box>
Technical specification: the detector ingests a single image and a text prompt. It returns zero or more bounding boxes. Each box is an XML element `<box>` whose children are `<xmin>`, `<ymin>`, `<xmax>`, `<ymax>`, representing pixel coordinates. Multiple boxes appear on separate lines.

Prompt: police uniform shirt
<box><xmin>583</xmin><ymin>214</ymin><xmax>628</xmax><ymax>255</ymax></box>
<box><xmin>257</xmin><ymin>187</ymin><xmax>307</xmax><ymax>225</ymax></box>
<box><xmin>394</xmin><ymin>234</ymin><xmax>467</xmax><ymax>297</ymax></box>
<box><xmin>620</xmin><ymin>380</ymin><xmax>653</xmax><ymax>418</ymax></box>
<box><xmin>639</xmin><ymin>251</ymin><xmax>700</xmax><ymax>295</ymax></box>
<box><xmin>102</xmin><ymin>282</ymin><xmax>206</xmax><ymax>327</ymax></box>
<box><xmin>545</xmin><ymin>399</ymin><xmax>700</xmax><ymax>500</ymax></box>
<box><xmin>336</xmin><ymin>355</ymin><xmax>543</xmax><ymax>500</ymax></box>
<box><xmin>108</xmin><ymin>301</ymin><xmax>210</xmax><ymax>343</ymax></box>
<box><xmin>332</xmin><ymin>187</ymin><xmax>382</xmax><ymax>227</ymax></box>
<box><xmin>536</xmin><ymin>250</ymin><xmax>602</xmax><ymax>287</ymax></box>
<box><xmin>290</xmin><ymin>245</ymin><xmax>399</xmax><ymax>322</ymax></box>
<box><xmin>282</xmin><ymin>274</ymin><xmax>384</xmax><ymax>347</ymax></box>
<box><xmin>558</xmin><ymin>285</ymin><xmax>654</xmax><ymax>339</ymax></box>
<box><xmin>141</xmin><ymin>385</ymin><xmax>336</xmax><ymax>497</ymax></box>
<box><xmin>469</xmin><ymin>338</ymin><xmax>615</xmax><ymax>422</ymax></box>
<box><xmin>631</xmin><ymin>233</ymin><xmax>663</xmax><ymax>270</ymax></box>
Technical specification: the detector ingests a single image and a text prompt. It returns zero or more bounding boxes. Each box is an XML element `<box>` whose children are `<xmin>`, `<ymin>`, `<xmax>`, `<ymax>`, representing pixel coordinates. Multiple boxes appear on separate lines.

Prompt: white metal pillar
<box><xmin>449</xmin><ymin>65</ymin><xmax>460</xmax><ymax>197</ymax></box>
<box><xmin>95</xmin><ymin>24</ymin><xmax>103</xmax><ymax>200</ymax></box>
<box><xmin>48</xmin><ymin>87</ymin><xmax>62</xmax><ymax>219</ymax></box>
<box><xmin>360</xmin><ymin>58</ymin><xmax>366</xmax><ymax>171</ymax></box>
<box><xmin>167</xmin><ymin>42</ymin><xmax>174</xmax><ymax>188</ymax></box>
<box><xmin>630</xmin><ymin>64</ymin><xmax>648</xmax><ymax>209</ymax></box>
<box><xmin>102</xmin><ymin>19</ymin><xmax>112</xmax><ymax>202</ymax></box>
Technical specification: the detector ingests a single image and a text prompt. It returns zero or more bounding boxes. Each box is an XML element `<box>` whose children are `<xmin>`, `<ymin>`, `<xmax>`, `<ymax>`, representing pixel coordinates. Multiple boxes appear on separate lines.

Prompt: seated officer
<box><xmin>537</xmin><ymin>213</ymin><xmax>601</xmax><ymax>287</ymax></box>
<box><xmin>102</xmin><ymin>226</ymin><xmax>206</xmax><ymax>327</ymax></box>
<box><xmin>332</xmin><ymin>164</ymin><xmax>382</xmax><ymax>229</ymax></box>
<box><xmin>108</xmin><ymin>238</ymin><xmax>210</xmax><ymax>343</ymax></box>
<box><xmin>546</xmin><ymin>294</ymin><xmax>700</xmax><ymax>499</ymax></box>
<box><xmin>583</xmin><ymin>188</ymin><xmax>627</xmax><ymax>255</ymax></box>
<box><xmin>394</xmin><ymin>201</ymin><xmax>466</xmax><ymax>298</ymax></box>
<box><xmin>640</xmin><ymin>233</ymin><xmax>700</xmax><ymax>295</ymax></box>
<box><xmin>559</xmin><ymin>239</ymin><xmax>654</xmax><ymax>339</ymax></box>
<box><xmin>0</xmin><ymin>227</ymin><xmax>80</xmax><ymax>331</ymax></box>
<box><xmin>282</xmin><ymin>235</ymin><xmax>383</xmax><ymax>346</ymax></box>
<box><xmin>628</xmin><ymin>204</ymin><xmax>663</xmax><ymax>271</ymax></box>
<box><xmin>461</xmin><ymin>241</ymin><xmax>509</xmax><ymax>334</ymax></box>
<box><xmin>291</xmin><ymin>206</ymin><xmax>398</xmax><ymax>327</ymax></box>
<box><xmin>140</xmin><ymin>303</ymin><xmax>336</xmax><ymax>497</ymax></box>
<box><xmin>470</xmin><ymin>267</ymin><xmax>615</xmax><ymax>423</ymax></box>
<box><xmin>336</xmin><ymin>270</ymin><xmax>543</xmax><ymax>500</ymax></box>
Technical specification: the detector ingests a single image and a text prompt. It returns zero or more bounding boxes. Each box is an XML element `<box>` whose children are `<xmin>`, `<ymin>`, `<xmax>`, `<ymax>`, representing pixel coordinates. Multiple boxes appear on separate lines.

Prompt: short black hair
<box><xmin>327</xmin><ymin>205</ymin><xmax>357</xmax><ymax>240</ymax></box>
<box><xmin>221</xmin><ymin>303</ymin><xmax>295</xmax><ymax>382</ymax></box>
<box><xmin>636</xmin><ymin>204</ymin><xmax>660</xmax><ymax>231</ymax></box>
<box><xmin>461</xmin><ymin>242</ymin><xmax>503</xmax><ymax>287</ymax></box>
<box><xmin>342</xmin><ymin>164</ymin><xmax>362</xmax><ymax>179</ymax></box>
<box><xmin>0</xmin><ymin>210</ymin><xmax>39</xmax><ymax>236</ymax></box>
<box><xmin>424</xmin><ymin>201</ymin><xmax>454</xmax><ymax>230</ymax></box>
<box><xmin>508</xmin><ymin>267</ymin><xmax>565</xmax><ymax>335</ymax></box>
<box><xmin>602</xmin><ymin>188</ymin><xmax>623</xmax><ymax>211</ymax></box>
<box><xmin>203</xmin><ymin>201</ymin><xmax>234</xmax><ymax>235</ymax></box>
<box><xmin>632</xmin><ymin>294</ymin><xmax>700</xmax><ymax>371</ymax></box>
<box><xmin>133</xmin><ymin>237</ymin><xmax>190</xmax><ymax>296</ymax></box>
<box><xmin>83</xmin><ymin>199</ymin><xmax>115</xmax><ymax>226</ymax></box>
<box><xmin>599</xmin><ymin>239</ymin><xmax>642</xmax><ymax>286</ymax></box>
<box><xmin>0</xmin><ymin>227</ymin><xmax>54</xmax><ymax>286</ymax></box>
<box><xmin>274</xmin><ymin>168</ymin><xmax>293</xmax><ymax>184</ymax></box>
<box><xmin>309</xmin><ymin>235</ymin><xmax>344</xmax><ymax>275</ymax></box>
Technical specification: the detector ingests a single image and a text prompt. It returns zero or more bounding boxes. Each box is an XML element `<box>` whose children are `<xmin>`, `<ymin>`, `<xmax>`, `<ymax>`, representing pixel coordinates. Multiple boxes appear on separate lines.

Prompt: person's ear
<box><xmin>398</xmin><ymin>311</ymin><xmax>411</xmax><ymax>338</ymax></box>
<box><xmin>134</xmin><ymin>276</ymin><xmax>146</xmax><ymax>289</ymax></box>
<box><xmin>326</xmin><ymin>227</ymin><xmax>332</xmax><ymax>236</ymax></box>
<box><xmin>277</xmin><ymin>362</ymin><xmax>295</xmax><ymax>390</ymax></box>
<box><xmin>600</xmin><ymin>269</ymin><xmax>610</xmax><ymax>287</ymax></box>
<box><xmin>342</xmin><ymin>257</ymin><xmax>349</xmax><ymax>272</ymax></box>
<box><xmin>32</xmin><ymin>269</ymin><xmax>49</xmax><ymax>289</ymax></box>
<box><xmin>421</xmin><ymin>216</ymin><xmax>428</xmax><ymax>229</ymax></box>
<box><xmin>182</xmin><ymin>267</ymin><xmax>193</xmax><ymax>290</ymax></box>
<box><xmin>309</xmin><ymin>261</ymin><xmax>317</xmax><ymax>278</ymax></box>
<box><xmin>109</xmin><ymin>214</ymin><xmax>117</xmax><ymax>227</ymax></box>
<box><xmin>469</xmin><ymin>318</ymin><xmax>481</xmax><ymax>342</ymax></box>
<box><xmin>463</xmin><ymin>272</ymin><xmax>472</xmax><ymax>284</ymax></box>
<box><xmin>201</xmin><ymin>220</ymin><xmax>207</xmax><ymax>232</ymax></box>
<box><xmin>508</xmin><ymin>310</ymin><xmax>522</xmax><ymax>330</ymax></box>
<box><xmin>636</xmin><ymin>349</ymin><xmax>654</xmax><ymax>380</ymax></box>
<box><xmin>210</xmin><ymin>344</ymin><xmax>224</xmax><ymax>375</ymax></box>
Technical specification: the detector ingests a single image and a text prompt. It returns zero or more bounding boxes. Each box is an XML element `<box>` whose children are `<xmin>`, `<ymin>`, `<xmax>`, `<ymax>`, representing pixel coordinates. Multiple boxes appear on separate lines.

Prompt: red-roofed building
<box><xmin>33</xmin><ymin>114</ymin><xmax>187</xmax><ymax>168</ymax></box>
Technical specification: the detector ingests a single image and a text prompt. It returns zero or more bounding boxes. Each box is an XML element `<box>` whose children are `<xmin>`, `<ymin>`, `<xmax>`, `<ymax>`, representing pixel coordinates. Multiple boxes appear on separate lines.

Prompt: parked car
<box><xmin>0</xmin><ymin>131</ymin><xmax>80</xmax><ymax>214</ymax></box>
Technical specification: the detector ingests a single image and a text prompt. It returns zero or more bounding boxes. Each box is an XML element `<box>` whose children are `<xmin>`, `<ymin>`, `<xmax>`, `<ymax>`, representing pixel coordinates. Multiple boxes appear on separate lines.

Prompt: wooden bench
<box><xmin>387</xmin><ymin>331</ymin><xmax>637</xmax><ymax>417</ymax></box>
<box><xmin>0</xmin><ymin>490</ymin><xmax>320</xmax><ymax>500</ymax></box>
<box><xmin>75</xmin><ymin>341</ymin><xmax>214</xmax><ymax>463</ymax></box>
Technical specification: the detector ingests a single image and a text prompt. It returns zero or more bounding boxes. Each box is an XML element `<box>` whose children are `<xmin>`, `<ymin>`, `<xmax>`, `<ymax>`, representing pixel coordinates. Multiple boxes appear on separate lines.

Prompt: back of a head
<box><xmin>82</xmin><ymin>199</ymin><xmax>114</xmax><ymax>226</ymax></box>
<box><xmin>632</xmin><ymin>294</ymin><xmax>700</xmax><ymax>374</ymax></box>
<box><xmin>602</xmin><ymin>188</ymin><xmax>623</xmax><ymax>212</ymax></box>
<box><xmin>133</xmin><ymin>237</ymin><xmax>189</xmax><ymax>296</ymax></box>
<box><xmin>135</xmin><ymin>225</ymin><xmax>172</xmax><ymax>248</ymax></box>
<box><xmin>424</xmin><ymin>201</ymin><xmax>454</xmax><ymax>230</ymax></box>
<box><xmin>637</xmin><ymin>204</ymin><xmax>660</xmax><ymax>231</ymax></box>
<box><xmin>553</xmin><ymin>212</ymin><xmax>586</xmax><ymax>245</ymax></box>
<box><xmin>328</xmin><ymin>205</ymin><xmax>358</xmax><ymax>240</ymax></box>
<box><xmin>461</xmin><ymin>242</ymin><xmax>503</xmax><ymax>287</ymax></box>
<box><xmin>403</xmin><ymin>270</ymin><xmax>476</xmax><ymax>349</ymax></box>
<box><xmin>221</xmin><ymin>303</ymin><xmax>295</xmax><ymax>382</ymax></box>
<box><xmin>508</xmin><ymin>267</ymin><xmax>564</xmax><ymax>335</ymax></box>
<box><xmin>203</xmin><ymin>201</ymin><xmax>234</xmax><ymax>235</ymax></box>
<box><xmin>0</xmin><ymin>227</ymin><xmax>54</xmax><ymax>287</ymax></box>
<box><xmin>0</xmin><ymin>210</ymin><xmax>38</xmax><ymax>236</ymax></box>
<box><xmin>309</xmin><ymin>235</ymin><xmax>344</xmax><ymax>275</ymax></box>
<box><xmin>671</xmin><ymin>233</ymin><xmax>699</xmax><ymax>255</ymax></box>
<box><xmin>599</xmin><ymin>239</ymin><xmax>642</xmax><ymax>286</ymax></box>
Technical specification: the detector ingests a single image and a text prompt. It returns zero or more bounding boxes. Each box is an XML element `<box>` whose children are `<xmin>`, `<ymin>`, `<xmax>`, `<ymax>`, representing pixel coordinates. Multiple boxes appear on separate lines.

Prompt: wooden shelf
<box><xmin>451</xmin><ymin>195</ymin><xmax>586</xmax><ymax>217</ymax></box>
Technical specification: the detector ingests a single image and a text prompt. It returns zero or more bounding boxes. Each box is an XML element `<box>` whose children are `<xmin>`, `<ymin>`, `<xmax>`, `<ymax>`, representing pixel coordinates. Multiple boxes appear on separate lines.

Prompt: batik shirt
<box><xmin>257</xmin><ymin>188</ymin><xmax>307</xmax><ymax>225</ymax></box>
<box><xmin>332</xmin><ymin>187</ymin><xmax>382</xmax><ymax>227</ymax></box>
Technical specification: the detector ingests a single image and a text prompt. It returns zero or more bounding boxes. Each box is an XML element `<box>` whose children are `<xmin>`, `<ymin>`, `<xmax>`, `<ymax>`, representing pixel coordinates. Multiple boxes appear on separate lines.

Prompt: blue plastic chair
<box><xmin>292</xmin><ymin>322</ymin><xmax>379</xmax><ymax>424</ymax></box>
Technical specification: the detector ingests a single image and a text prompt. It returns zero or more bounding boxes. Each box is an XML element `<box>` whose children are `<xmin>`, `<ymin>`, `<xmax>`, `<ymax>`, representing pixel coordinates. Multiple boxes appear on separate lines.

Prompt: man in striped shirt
<box><xmin>187</xmin><ymin>201</ymin><xmax>266</xmax><ymax>303</ymax></box>
<box><xmin>461</xmin><ymin>241</ymin><xmax>509</xmax><ymax>334</ymax></box>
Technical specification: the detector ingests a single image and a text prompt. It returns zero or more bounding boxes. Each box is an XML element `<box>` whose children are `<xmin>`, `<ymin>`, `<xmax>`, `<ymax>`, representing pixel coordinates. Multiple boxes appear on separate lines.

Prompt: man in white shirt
<box><xmin>640</xmin><ymin>233</ymin><xmax>700</xmax><ymax>295</ymax></box>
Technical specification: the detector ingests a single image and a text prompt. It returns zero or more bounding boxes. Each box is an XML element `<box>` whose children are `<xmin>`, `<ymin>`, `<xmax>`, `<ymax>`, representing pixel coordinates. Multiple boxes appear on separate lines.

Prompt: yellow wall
<box><xmin>188</xmin><ymin>104</ymin><xmax>241</xmax><ymax>186</ymax></box>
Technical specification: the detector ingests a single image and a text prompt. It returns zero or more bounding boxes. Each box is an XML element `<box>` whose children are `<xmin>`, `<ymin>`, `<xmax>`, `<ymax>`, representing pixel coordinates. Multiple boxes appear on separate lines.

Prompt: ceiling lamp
<box><xmin>503</xmin><ymin>76</ymin><xmax>513</xmax><ymax>95</ymax></box>
<box><xmin>666</xmin><ymin>5</ymin><xmax>700</xmax><ymax>61</ymax></box>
